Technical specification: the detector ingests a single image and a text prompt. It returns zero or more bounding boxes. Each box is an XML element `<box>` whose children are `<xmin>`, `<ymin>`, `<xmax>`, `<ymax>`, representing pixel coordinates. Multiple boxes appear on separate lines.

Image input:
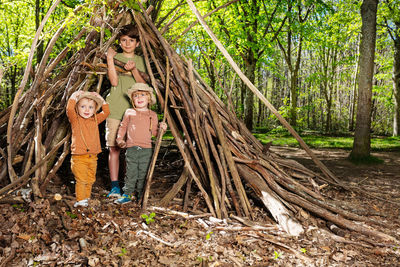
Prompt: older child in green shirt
<box><xmin>106</xmin><ymin>24</ymin><xmax>147</xmax><ymax>197</ymax></box>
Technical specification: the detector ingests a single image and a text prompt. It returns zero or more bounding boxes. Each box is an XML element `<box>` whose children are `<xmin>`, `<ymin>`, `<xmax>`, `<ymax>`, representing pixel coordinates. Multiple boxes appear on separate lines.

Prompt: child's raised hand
<box><xmin>107</xmin><ymin>47</ymin><xmax>117</xmax><ymax>59</ymax></box>
<box><xmin>70</xmin><ymin>90</ymin><xmax>82</xmax><ymax>100</ymax></box>
<box><xmin>159</xmin><ymin>122</ymin><xmax>167</xmax><ymax>132</ymax></box>
<box><xmin>89</xmin><ymin>92</ymin><xmax>106</xmax><ymax>104</ymax></box>
<box><xmin>124</xmin><ymin>61</ymin><xmax>136</xmax><ymax>71</ymax></box>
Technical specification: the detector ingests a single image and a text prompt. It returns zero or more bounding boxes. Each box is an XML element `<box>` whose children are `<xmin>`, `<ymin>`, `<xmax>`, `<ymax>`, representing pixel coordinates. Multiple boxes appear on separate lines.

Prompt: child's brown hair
<box><xmin>118</xmin><ymin>24</ymin><xmax>139</xmax><ymax>41</ymax></box>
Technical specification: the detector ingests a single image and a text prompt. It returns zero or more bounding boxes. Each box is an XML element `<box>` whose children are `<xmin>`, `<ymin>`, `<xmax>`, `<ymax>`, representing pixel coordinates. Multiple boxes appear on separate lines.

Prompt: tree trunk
<box><xmin>349</xmin><ymin>41</ymin><xmax>359</xmax><ymax>132</ymax></box>
<box><xmin>283</xmin><ymin>33</ymin><xmax>303</xmax><ymax>128</ymax></box>
<box><xmin>257</xmin><ymin>67</ymin><xmax>267</xmax><ymax>127</ymax></box>
<box><xmin>392</xmin><ymin>24</ymin><xmax>400</xmax><ymax>136</ymax></box>
<box><xmin>289</xmin><ymin>70</ymin><xmax>299</xmax><ymax>127</ymax></box>
<box><xmin>350</xmin><ymin>0</ymin><xmax>378</xmax><ymax>159</ymax></box>
<box><xmin>35</xmin><ymin>0</ymin><xmax>44</xmax><ymax>63</ymax></box>
<box><xmin>244</xmin><ymin>57</ymin><xmax>256</xmax><ymax>131</ymax></box>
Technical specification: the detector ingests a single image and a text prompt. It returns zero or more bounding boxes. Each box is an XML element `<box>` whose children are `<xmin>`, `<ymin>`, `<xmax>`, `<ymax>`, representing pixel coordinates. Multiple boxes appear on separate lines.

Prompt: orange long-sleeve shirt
<box><xmin>66</xmin><ymin>99</ymin><xmax>110</xmax><ymax>155</ymax></box>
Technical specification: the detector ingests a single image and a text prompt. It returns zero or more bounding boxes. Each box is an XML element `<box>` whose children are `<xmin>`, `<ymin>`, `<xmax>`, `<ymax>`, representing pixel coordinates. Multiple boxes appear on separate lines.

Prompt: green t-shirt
<box><xmin>106</xmin><ymin>53</ymin><xmax>147</xmax><ymax>120</ymax></box>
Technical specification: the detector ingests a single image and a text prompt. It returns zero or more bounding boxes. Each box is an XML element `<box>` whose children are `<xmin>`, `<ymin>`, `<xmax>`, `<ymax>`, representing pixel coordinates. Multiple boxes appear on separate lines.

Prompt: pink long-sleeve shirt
<box><xmin>116</xmin><ymin>108</ymin><xmax>158</xmax><ymax>148</ymax></box>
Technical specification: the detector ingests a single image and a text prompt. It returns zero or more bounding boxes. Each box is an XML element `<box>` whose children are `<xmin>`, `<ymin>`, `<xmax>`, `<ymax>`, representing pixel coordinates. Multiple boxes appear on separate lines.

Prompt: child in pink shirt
<box><xmin>115</xmin><ymin>83</ymin><xmax>167</xmax><ymax>204</ymax></box>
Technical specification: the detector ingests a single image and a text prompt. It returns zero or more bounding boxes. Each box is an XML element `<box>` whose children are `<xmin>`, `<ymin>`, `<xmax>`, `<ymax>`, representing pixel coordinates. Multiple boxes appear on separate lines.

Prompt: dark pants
<box><xmin>123</xmin><ymin>146</ymin><xmax>152</xmax><ymax>198</ymax></box>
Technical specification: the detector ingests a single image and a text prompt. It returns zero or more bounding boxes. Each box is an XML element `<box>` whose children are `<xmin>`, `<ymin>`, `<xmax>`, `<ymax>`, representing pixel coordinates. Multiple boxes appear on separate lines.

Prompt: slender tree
<box><xmin>275</xmin><ymin>0</ymin><xmax>314</xmax><ymax>127</ymax></box>
<box><xmin>380</xmin><ymin>0</ymin><xmax>400</xmax><ymax>136</ymax></box>
<box><xmin>207</xmin><ymin>0</ymin><xmax>286</xmax><ymax>130</ymax></box>
<box><xmin>350</xmin><ymin>0</ymin><xmax>378</xmax><ymax>159</ymax></box>
<box><xmin>393</xmin><ymin>22</ymin><xmax>400</xmax><ymax>136</ymax></box>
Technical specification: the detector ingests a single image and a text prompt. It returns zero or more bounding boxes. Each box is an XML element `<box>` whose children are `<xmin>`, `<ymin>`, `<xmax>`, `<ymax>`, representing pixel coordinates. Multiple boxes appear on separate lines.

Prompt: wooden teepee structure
<box><xmin>0</xmin><ymin>1</ymin><xmax>397</xmax><ymax>242</ymax></box>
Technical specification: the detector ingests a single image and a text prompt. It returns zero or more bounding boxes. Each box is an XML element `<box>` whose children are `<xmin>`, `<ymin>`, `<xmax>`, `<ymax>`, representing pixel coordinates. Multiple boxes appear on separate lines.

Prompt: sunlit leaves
<box><xmin>120</xmin><ymin>0</ymin><xmax>141</xmax><ymax>11</ymax></box>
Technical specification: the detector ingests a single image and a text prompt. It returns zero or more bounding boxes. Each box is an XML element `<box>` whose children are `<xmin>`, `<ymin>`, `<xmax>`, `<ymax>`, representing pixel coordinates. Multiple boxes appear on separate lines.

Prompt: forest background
<box><xmin>1</xmin><ymin>0</ymin><xmax>399</xmax><ymax>155</ymax></box>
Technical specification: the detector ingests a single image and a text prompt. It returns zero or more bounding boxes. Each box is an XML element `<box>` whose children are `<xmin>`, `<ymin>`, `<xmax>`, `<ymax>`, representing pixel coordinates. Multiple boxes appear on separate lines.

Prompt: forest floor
<box><xmin>1</xmin><ymin>145</ymin><xmax>400</xmax><ymax>266</ymax></box>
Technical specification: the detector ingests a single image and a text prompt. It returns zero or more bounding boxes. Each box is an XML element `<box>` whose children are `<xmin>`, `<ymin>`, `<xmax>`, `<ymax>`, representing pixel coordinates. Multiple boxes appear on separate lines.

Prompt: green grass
<box><xmin>162</xmin><ymin>130</ymin><xmax>174</xmax><ymax>140</ymax></box>
<box><xmin>253</xmin><ymin>133</ymin><xmax>400</xmax><ymax>151</ymax></box>
<box><xmin>161</xmin><ymin>126</ymin><xmax>400</xmax><ymax>151</ymax></box>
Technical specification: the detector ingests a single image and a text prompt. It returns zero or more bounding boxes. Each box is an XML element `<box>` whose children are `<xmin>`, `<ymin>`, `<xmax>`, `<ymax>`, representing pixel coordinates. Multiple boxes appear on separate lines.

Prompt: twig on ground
<box><xmin>111</xmin><ymin>220</ymin><xmax>122</xmax><ymax>236</ymax></box>
<box><xmin>0</xmin><ymin>247</ymin><xmax>15</xmax><ymax>267</ymax></box>
<box><xmin>136</xmin><ymin>230</ymin><xmax>175</xmax><ymax>247</ymax></box>
<box><xmin>253</xmin><ymin>232</ymin><xmax>312</xmax><ymax>262</ymax></box>
<box><xmin>149</xmin><ymin>206</ymin><xmax>212</xmax><ymax>219</ymax></box>
<box><xmin>214</xmin><ymin>226</ymin><xmax>277</xmax><ymax>232</ymax></box>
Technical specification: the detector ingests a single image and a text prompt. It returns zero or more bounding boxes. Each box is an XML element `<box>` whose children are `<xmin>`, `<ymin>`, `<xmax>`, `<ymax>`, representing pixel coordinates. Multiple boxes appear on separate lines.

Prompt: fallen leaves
<box><xmin>1</xmin><ymin>176</ymin><xmax>400</xmax><ymax>266</ymax></box>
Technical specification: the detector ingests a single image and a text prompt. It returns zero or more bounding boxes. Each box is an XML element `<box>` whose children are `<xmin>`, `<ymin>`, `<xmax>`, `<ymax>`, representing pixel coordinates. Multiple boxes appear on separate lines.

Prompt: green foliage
<box><xmin>179</xmin><ymin>220</ymin><xmax>188</xmax><ymax>228</ymax></box>
<box><xmin>205</xmin><ymin>231</ymin><xmax>213</xmax><ymax>240</ymax></box>
<box><xmin>162</xmin><ymin>130</ymin><xmax>174</xmax><ymax>140</ymax></box>
<box><xmin>12</xmin><ymin>204</ymin><xmax>25</xmax><ymax>212</ymax></box>
<box><xmin>120</xmin><ymin>0</ymin><xmax>141</xmax><ymax>11</ymax></box>
<box><xmin>141</xmin><ymin>212</ymin><xmax>156</xmax><ymax>224</ymax></box>
<box><xmin>273</xmin><ymin>250</ymin><xmax>281</xmax><ymax>260</ymax></box>
<box><xmin>265</xmin><ymin>126</ymin><xmax>291</xmax><ymax>136</ymax></box>
<box><xmin>61</xmin><ymin>0</ymin><xmax>84</xmax><ymax>8</ymax></box>
<box><xmin>0</xmin><ymin>0</ymin><xmax>90</xmax><ymax>108</ymax></box>
<box><xmin>118</xmin><ymin>247</ymin><xmax>127</xmax><ymax>257</ymax></box>
<box><xmin>1</xmin><ymin>0</ymin><xmax>399</xmax><ymax>137</ymax></box>
<box><xmin>66</xmin><ymin>211</ymin><xmax>77</xmax><ymax>219</ymax></box>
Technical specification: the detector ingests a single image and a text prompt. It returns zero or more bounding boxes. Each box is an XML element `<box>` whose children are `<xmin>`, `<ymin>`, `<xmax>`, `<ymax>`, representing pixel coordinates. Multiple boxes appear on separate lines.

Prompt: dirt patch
<box><xmin>1</xmin><ymin>146</ymin><xmax>400</xmax><ymax>266</ymax></box>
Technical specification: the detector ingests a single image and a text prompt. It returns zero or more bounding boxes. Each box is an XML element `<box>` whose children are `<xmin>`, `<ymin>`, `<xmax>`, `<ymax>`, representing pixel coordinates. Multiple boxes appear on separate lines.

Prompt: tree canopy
<box><xmin>1</xmin><ymin>0</ymin><xmax>400</xmax><ymax>135</ymax></box>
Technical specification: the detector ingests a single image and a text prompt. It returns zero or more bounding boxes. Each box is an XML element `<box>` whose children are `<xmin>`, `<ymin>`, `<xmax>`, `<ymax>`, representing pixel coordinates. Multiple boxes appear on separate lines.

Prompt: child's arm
<box><xmin>97</xmin><ymin>103</ymin><xmax>110</xmax><ymax>123</ymax></box>
<box><xmin>66</xmin><ymin>91</ymin><xmax>82</xmax><ymax>122</ymax></box>
<box><xmin>115</xmin><ymin>111</ymin><xmax>129</xmax><ymax>148</ymax></box>
<box><xmin>150</xmin><ymin>113</ymin><xmax>167</xmax><ymax>137</ymax></box>
<box><xmin>124</xmin><ymin>61</ymin><xmax>145</xmax><ymax>83</ymax></box>
<box><xmin>107</xmin><ymin>47</ymin><xmax>118</xmax><ymax>86</ymax></box>
<box><xmin>89</xmin><ymin>92</ymin><xmax>110</xmax><ymax>123</ymax></box>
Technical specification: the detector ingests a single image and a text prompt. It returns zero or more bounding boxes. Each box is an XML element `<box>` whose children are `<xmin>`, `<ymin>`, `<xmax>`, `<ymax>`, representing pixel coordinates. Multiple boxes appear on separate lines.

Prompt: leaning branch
<box><xmin>185</xmin><ymin>0</ymin><xmax>340</xmax><ymax>185</ymax></box>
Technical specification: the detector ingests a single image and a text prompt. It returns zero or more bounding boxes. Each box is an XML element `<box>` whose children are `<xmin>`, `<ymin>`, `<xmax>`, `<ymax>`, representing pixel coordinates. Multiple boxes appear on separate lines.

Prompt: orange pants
<box><xmin>71</xmin><ymin>154</ymin><xmax>98</xmax><ymax>201</ymax></box>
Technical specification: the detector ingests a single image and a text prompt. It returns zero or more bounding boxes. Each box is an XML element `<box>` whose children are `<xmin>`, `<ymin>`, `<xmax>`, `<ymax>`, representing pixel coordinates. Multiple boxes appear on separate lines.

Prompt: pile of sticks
<box><xmin>0</xmin><ymin>2</ymin><xmax>396</xmax><ymax>242</ymax></box>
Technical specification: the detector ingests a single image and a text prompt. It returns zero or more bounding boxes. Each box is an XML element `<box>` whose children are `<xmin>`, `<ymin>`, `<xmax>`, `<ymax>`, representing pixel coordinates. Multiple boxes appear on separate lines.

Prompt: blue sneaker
<box><xmin>107</xmin><ymin>187</ymin><xmax>121</xmax><ymax>198</ymax></box>
<box><xmin>114</xmin><ymin>194</ymin><xmax>132</xmax><ymax>204</ymax></box>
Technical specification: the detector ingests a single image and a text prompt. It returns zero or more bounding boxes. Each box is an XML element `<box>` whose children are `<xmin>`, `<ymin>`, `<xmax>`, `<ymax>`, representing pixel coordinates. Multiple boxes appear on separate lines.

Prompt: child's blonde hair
<box><xmin>130</xmin><ymin>91</ymin><xmax>151</xmax><ymax>108</ymax></box>
<box><xmin>73</xmin><ymin>91</ymin><xmax>103</xmax><ymax>112</ymax></box>
<box><xmin>126</xmin><ymin>83</ymin><xmax>157</xmax><ymax>106</ymax></box>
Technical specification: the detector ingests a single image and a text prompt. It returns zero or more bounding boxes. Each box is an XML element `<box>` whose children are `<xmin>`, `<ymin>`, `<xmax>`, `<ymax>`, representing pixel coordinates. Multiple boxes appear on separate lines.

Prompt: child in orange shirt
<box><xmin>114</xmin><ymin>83</ymin><xmax>167</xmax><ymax>204</ymax></box>
<box><xmin>66</xmin><ymin>91</ymin><xmax>110</xmax><ymax>207</ymax></box>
